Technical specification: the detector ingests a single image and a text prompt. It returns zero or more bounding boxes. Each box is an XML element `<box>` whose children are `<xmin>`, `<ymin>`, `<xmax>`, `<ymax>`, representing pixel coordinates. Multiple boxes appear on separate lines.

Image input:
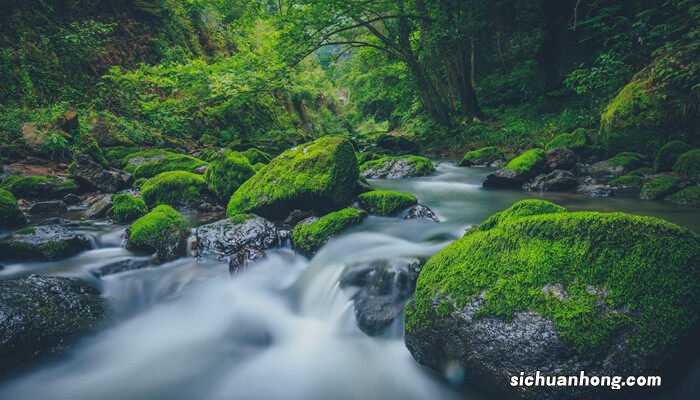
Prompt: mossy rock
<box><xmin>357</xmin><ymin>190</ymin><xmax>417</xmax><ymax>216</ymax></box>
<box><xmin>242</xmin><ymin>148</ymin><xmax>272</xmax><ymax>165</ymax></box>
<box><xmin>626</xmin><ymin>167</ymin><xmax>655</xmax><ymax>176</ymax></box>
<box><xmin>133</xmin><ymin>178</ymin><xmax>147</xmax><ymax>189</ymax></box>
<box><xmin>608</xmin><ymin>174</ymin><xmax>642</xmax><ymax>187</ymax></box>
<box><xmin>669</xmin><ymin>185</ymin><xmax>700</xmax><ymax>205</ymax></box>
<box><xmin>356</xmin><ymin>151</ymin><xmax>380</xmax><ymax>166</ymax></box>
<box><xmin>112</xmin><ymin>194</ymin><xmax>148</xmax><ymax>223</ymax></box>
<box><xmin>673</xmin><ymin>149</ymin><xmax>700</xmax><ymax>181</ymax></box>
<box><xmin>458</xmin><ymin>146</ymin><xmax>505</xmax><ymax>167</ymax></box>
<box><xmin>544</xmin><ymin>128</ymin><xmax>587</xmax><ymax>151</ymax></box>
<box><xmin>608</xmin><ymin>152</ymin><xmax>648</xmax><ymax>170</ymax></box>
<box><xmin>104</xmin><ymin>146</ymin><xmax>143</xmax><ymax>166</ymax></box>
<box><xmin>1</xmin><ymin>176</ymin><xmax>77</xmax><ymax>200</ymax></box>
<box><xmin>292</xmin><ymin>208</ymin><xmax>367</xmax><ymax>256</ymax></box>
<box><xmin>129</xmin><ymin>154</ymin><xmax>208</xmax><ymax>179</ymax></box>
<box><xmin>477</xmin><ymin>199</ymin><xmax>566</xmax><ymax>231</ymax></box>
<box><xmin>204</xmin><ymin>150</ymin><xmax>255</xmax><ymax>202</ymax></box>
<box><xmin>655</xmin><ymin>141</ymin><xmax>693</xmax><ymax>172</ymax></box>
<box><xmin>360</xmin><ymin>155</ymin><xmax>435</xmax><ymax>179</ymax></box>
<box><xmin>405</xmin><ymin>200</ymin><xmax>699</xmax><ymax>398</ymax></box>
<box><xmin>639</xmin><ymin>176</ymin><xmax>682</xmax><ymax>200</ymax></box>
<box><xmin>125</xmin><ymin>205</ymin><xmax>189</xmax><ymax>261</ymax></box>
<box><xmin>227</xmin><ymin>136</ymin><xmax>359</xmax><ymax>219</ymax></box>
<box><xmin>482</xmin><ymin>149</ymin><xmax>547</xmax><ymax>188</ymax></box>
<box><xmin>503</xmin><ymin>149</ymin><xmax>546</xmax><ymax>173</ymax></box>
<box><xmin>141</xmin><ymin>171</ymin><xmax>209</xmax><ymax>207</ymax></box>
<box><xmin>122</xmin><ymin>149</ymin><xmax>173</xmax><ymax>167</ymax></box>
<box><xmin>0</xmin><ymin>188</ymin><xmax>26</xmax><ymax>228</ymax></box>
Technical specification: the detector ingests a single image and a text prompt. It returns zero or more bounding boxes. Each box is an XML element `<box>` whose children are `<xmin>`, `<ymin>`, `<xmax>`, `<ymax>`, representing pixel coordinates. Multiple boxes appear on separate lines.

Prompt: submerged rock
<box><xmin>0</xmin><ymin>221</ymin><xmax>92</xmax><ymax>261</ymax></box>
<box><xmin>403</xmin><ymin>204</ymin><xmax>439</xmax><ymax>222</ymax></box>
<box><xmin>90</xmin><ymin>257</ymin><xmax>153</xmax><ymax>277</ymax></box>
<box><xmin>360</xmin><ymin>155</ymin><xmax>435</xmax><ymax>179</ymax></box>
<box><xmin>192</xmin><ymin>215</ymin><xmax>278</xmax><ymax>266</ymax></box>
<box><xmin>405</xmin><ymin>200</ymin><xmax>700</xmax><ymax>400</ymax></box>
<box><xmin>0</xmin><ymin>275</ymin><xmax>105</xmax><ymax>377</ymax></box>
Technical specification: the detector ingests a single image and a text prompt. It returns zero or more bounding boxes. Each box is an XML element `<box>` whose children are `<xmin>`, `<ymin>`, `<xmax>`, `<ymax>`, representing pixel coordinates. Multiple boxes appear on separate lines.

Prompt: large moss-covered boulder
<box><xmin>242</xmin><ymin>148</ymin><xmax>271</xmax><ymax>165</ymax></box>
<box><xmin>655</xmin><ymin>141</ymin><xmax>693</xmax><ymax>172</ymax></box>
<box><xmin>112</xmin><ymin>194</ymin><xmax>148</xmax><ymax>223</ymax></box>
<box><xmin>227</xmin><ymin>136</ymin><xmax>359</xmax><ymax>219</ymax></box>
<box><xmin>1</xmin><ymin>176</ymin><xmax>77</xmax><ymax>200</ymax></box>
<box><xmin>0</xmin><ymin>220</ymin><xmax>92</xmax><ymax>262</ymax></box>
<box><xmin>0</xmin><ymin>275</ymin><xmax>105</xmax><ymax>377</ymax></box>
<box><xmin>292</xmin><ymin>208</ymin><xmax>367</xmax><ymax>256</ymax></box>
<box><xmin>125</xmin><ymin>205</ymin><xmax>190</xmax><ymax>261</ymax></box>
<box><xmin>669</xmin><ymin>185</ymin><xmax>700</xmax><ymax>205</ymax></box>
<box><xmin>204</xmin><ymin>150</ymin><xmax>255</xmax><ymax>201</ymax></box>
<box><xmin>141</xmin><ymin>171</ymin><xmax>209</xmax><ymax>207</ymax></box>
<box><xmin>130</xmin><ymin>154</ymin><xmax>208</xmax><ymax>179</ymax></box>
<box><xmin>544</xmin><ymin>128</ymin><xmax>587</xmax><ymax>151</ymax></box>
<box><xmin>482</xmin><ymin>149</ymin><xmax>547</xmax><ymax>188</ymax></box>
<box><xmin>0</xmin><ymin>188</ymin><xmax>26</xmax><ymax>228</ymax></box>
<box><xmin>458</xmin><ymin>147</ymin><xmax>505</xmax><ymax>167</ymax></box>
<box><xmin>673</xmin><ymin>149</ymin><xmax>700</xmax><ymax>181</ymax></box>
<box><xmin>639</xmin><ymin>175</ymin><xmax>682</xmax><ymax>200</ymax></box>
<box><xmin>357</xmin><ymin>190</ymin><xmax>417</xmax><ymax>216</ymax></box>
<box><xmin>360</xmin><ymin>155</ymin><xmax>435</xmax><ymax>179</ymax></box>
<box><xmin>405</xmin><ymin>200</ymin><xmax>700</xmax><ymax>400</ymax></box>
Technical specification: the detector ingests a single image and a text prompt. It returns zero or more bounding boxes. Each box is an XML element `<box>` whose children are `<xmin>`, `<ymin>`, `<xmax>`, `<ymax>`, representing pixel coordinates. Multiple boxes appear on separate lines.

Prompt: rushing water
<box><xmin>0</xmin><ymin>163</ymin><xmax>698</xmax><ymax>400</ymax></box>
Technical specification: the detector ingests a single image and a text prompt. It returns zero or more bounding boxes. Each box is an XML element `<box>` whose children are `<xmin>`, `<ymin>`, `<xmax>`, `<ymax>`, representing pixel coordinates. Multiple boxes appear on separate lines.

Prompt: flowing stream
<box><xmin>0</xmin><ymin>163</ymin><xmax>698</xmax><ymax>400</ymax></box>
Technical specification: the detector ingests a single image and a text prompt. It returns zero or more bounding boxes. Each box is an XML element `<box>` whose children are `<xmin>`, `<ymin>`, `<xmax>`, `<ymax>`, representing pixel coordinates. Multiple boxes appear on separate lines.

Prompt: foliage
<box><xmin>292</xmin><ymin>208</ymin><xmax>366</xmax><ymax>256</ymax></box>
<box><xmin>112</xmin><ymin>194</ymin><xmax>148</xmax><ymax>223</ymax></box>
<box><xmin>357</xmin><ymin>190</ymin><xmax>417</xmax><ymax>216</ymax></box>
<box><xmin>141</xmin><ymin>171</ymin><xmax>208</xmax><ymax>207</ymax></box>
<box><xmin>564</xmin><ymin>52</ymin><xmax>632</xmax><ymax>106</ymax></box>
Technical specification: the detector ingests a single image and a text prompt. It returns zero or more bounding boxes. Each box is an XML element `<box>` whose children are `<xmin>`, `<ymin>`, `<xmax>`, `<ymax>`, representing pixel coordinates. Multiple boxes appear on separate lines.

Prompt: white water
<box><xmin>1</xmin><ymin>163</ymin><xmax>698</xmax><ymax>399</ymax></box>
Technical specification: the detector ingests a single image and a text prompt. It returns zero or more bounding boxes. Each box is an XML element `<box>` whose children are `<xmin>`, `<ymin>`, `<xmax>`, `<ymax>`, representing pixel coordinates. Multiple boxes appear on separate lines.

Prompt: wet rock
<box><xmin>340</xmin><ymin>258</ymin><xmax>424</xmax><ymax>335</ymax></box>
<box><xmin>29</xmin><ymin>200</ymin><xmax>68</xmax><ymax>215</ymax></box>
<box><xmin>91</xmin><ymin>257</ymin><xmax>153</xmax><ymax>277</ymax></box>
<box><xmin>545</xmin><ymin>148</ymin><xmax>577</xmax><ymax>171</ymax></box>
<box><xmin>0</xmin><ymin>221</ymin><xmax>92</xmax><ymax>261</ymax></box>
<box><xmin>525</xmin><ymin>170</ymin><xmax>578</xmax><ymax>192</ymax></box>
<box><xmin>361</xmin><ymin>156</ymin><xmax>435</xmax><ymax>179</ymax></box>
<box><xmin>483</xmin><ymin>150</ymin><xmax>547</xmax><ymax>189</ymax></box>
<box><xmin>84</xmin><ymin>195</ymin><xmax>113</xmax><ymax>219</ymax></box>
<box><xmin>192</xmin><ymin>215</ymin><xmax>278</xmax><ymax>264</ymax></box>
<box><xmin>229</xmin><ymin>246</ymin><xmax>267</xmax><ymax>274</ymax></box>
<box><xmin>62</xmin><ymin>194</ymin><xmax>82</xmax><ymax>205</ymax></box>
<box><xmin>70</xmin><ymin>153</ymin><xmax>133</xmax><ymax>193</ymax></box>
<box><xmin>403</xmin><ymin>204</ymin><xmax>439</xmax><ymax>222</ymax></box>
<box><xmin>575</xmin><ymin>160</ymin><xmax>626</xmax><ymax>180</ymax></box>
<box><xmin>125</xmin><ymin>205</ymin><xmax>189</xmax><ymax>262</ymax></box>
<box><xmin>0</xmin><ymin>275</ymin><xmax>105</xmax><ymax>377</ymax></box>
<box><xmin>282</xmin><ymin>209</ymin><xmax>316</xmax><ymax>230</ymax></box>
<box><xmin>576</xmin><ymin>179</ymin><xmax>614</xmax><ymax>197</ymax></box>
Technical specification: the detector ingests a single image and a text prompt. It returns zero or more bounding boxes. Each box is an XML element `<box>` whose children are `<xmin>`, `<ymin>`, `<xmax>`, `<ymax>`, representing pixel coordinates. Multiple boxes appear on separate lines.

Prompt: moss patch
<box><xmin>112</xmin><ymin>194</ymin><xmax>148</xmax><ymax>223</ymax></box>
<box><xmin>227</xmin><ymin>136</ymin><xmax>359</xmax><ymax>218</ymax></box>
<box><xmin>122</xmin><ymin>149</ymin><xmax>173</xmax><ymax>166</ymax></box>
<box><xmin>130</xmin><ymin>154</ymin><xmax>207</xmax><ymax>179</ymax></box>
<box><xmin>0</xmin><ymin>188</ymin><xmax>26</xmax><ymax>228</ymax></box>
<box><xmin>608</xmin><ymin>152</ymin><xmax>648</xmax><ymax>169</ymax></box>
<box><xmin>544</xmin><ymin>128</ymin><xmax>587</xmax><ymax>151</ymax></box>
<box><xmin>141</xmin><ymin>171</ymin><xmax>208</xmax><ymax>207</ymax></box>
<box><xmin>406</xmin><ymin>200</ymin><xmax>700</xmax><ymax>357</ymax></box>
<box><xmin>608</xmin><ymin>175</ymin><xmax>642</xmax><ymax>187</ymax></box>
<box><xmin>293</xmin><ymin>208</ymin><xmax>366</xmax><ymax>256</ymax></box>
<box><xmin>357</xmin><ymin>190</ymin><xmax>417</xmax><ymax>216</ymax></box>
<box><xmin>503</xmin><ymin>149</ymin><xmax>546</xmax><ymax>173</ymax></box>
<box><xmin>673</xmin><ymin>149</ymin><xmax>700</xmax><ymax>180</ymax></box>
<box><xmin>1</xmin><ymin>175</ymin><xmax>77</xmax><ymax>199</ymax></box>
<box><xmin>669</xmin><ymin>185</ymin><xmax>700</xmax><ymax>205</ymax></box>
<box><xmin>640</xmin><ymin>176</ymin><xmax>682</xmax><ymax>200</ymax></box>
<box><xmin>204</xmin><ymin>149</ymin><xmax>255</xmax><ymax>201</ymax></box>
<box><xmin>478</xmin><ymin>199</ymin><xmax>566</xmax><ymax>231</ymax></box>
<box><xmin>360</xmin><ymin>155</ymin><xmax>435</xmax><ymax>177</ymax></box>
<box><xmin>243</xmin><ymin>148</ymin><xmax>272</xmax><ymax>165</ymax></box>
<box><xmin>127</xmin><ymin>205</ymin><xmax>189</xmax><ymax>252</ymax></box>
<box><xmin>459</xmin><ymin>146</ymin><xmax>504</xmax><ymax>166</ymax></box>
<box><xmin>656</xmin><ymin>141</ymin><xmax>693</xmax><ymax>172</ymax></box>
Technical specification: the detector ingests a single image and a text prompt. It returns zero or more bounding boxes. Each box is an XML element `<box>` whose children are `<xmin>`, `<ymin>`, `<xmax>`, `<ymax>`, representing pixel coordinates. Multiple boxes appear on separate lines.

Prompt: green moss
<box><xmin>669</xmin><ymin>185</ymin><xmax>700</xmax><ymax>205</ymax></box>
<box><xmin>626</xmin><ymin>167</ymin><xmax>655</xmax><ymax>176</ymax></box>
<box><xmin>227</xmin><ymin>136</ymin><xmax>359</xmax><ymax>218</ymax></box>
<box><xmin>356</xmin><ymin>151</ymin><xmax>380</xmax><ymax>166</ymax></box>
<box><xmin>1</xmin><ymin>175</ymin><xmax>77</xmax><ymax>199</ymax></box>
<box><xmin>360</xmin><ymin>155</ymin><xmax>435</xmax><ymax>177</ymax></box>
<box><xmin>503</xmin><ymin>148</ymin><xmax>546</xmax><ymax>173</ymax></box>
<box><xmin>127</xmin><ymin>205</ymin><xmax>189</xmax><ymax>252</ymax></box>
<box><xmin>655</xmin><ymin>141</ymin><xmax>694</xmax><ymax>172</ymax></box>
<box><xmin>357</xmin><ymin>190</ymin><xmax>417</xmax><ymax>216</ymax></box>
<box><xmin>406</xmin><ymin>200</ymin><xmax>700</xmax><ymax>357</ymax></box>
<box><xmin>130</xmin><ymin>154</ymin><xmax>208</xmax><ymax>179</ymax></box>
<box><xmin>292</xmin><ymin>208</ymin><xmax>367</xmax><ymax>256</ymax></box>
<box><xmin>243</xmin><ymin>148</ymin><xmax>272</xmax><ymax>165</ymax></box>
<box><xmin>112</xmin><ymin>194</ymin><xmax>148</xmax><ymax>223</ymax></box>
<box><xmin>13</xmin><ymin>226</ymin><xmax>36</xmax><ymax>235</ymax></box>
<box><xmin>673</xmin><ymin>149</ymin><xmax>700</xmax><ymax>180</ymax></box>
<box><xmin>122</xmin><ymin>149</ymin><xmax>173</xmax><ymax>166</ymax></box>
<box><xmin>458</xmin><ymin>146</ymin><xmax>504</xmax><ymax>166</ymax></box>
<box><xmin>229</xmin><ymin>213</ymin><xmax>255</xmax><ymax>224</ymax></box>
<box><xmin>133</xmin><ymin>178</ymin><xmax>147</xmax><ymax>189</ymax></box>
<box><xmin>608</xmin><ymin>175</ymin><xmax>642</xmax><ymax>187</ymax></box>
<box><xmin>544</xmin><ymin>128</ymin><xmax>587</xmax><ymax>151</ymax></box>
<box><xmin>141</xmin><ymin>171</ymin><xmax>208</xmax><ymax>207</ymax></box>
<box><xmin>252</xmin><ymin>162</ymin><xmax>265</xmax><ymax>172</ymax></box>
<box><xmin>0</xmin><ymin>188</ymin><xmax>26</xmax><ymax>228</ymax></box>
<box><xmin>104</xmin><ymin>146</ymin><xmax>142</xmax><ymax>166</ymax></box>
<box><xmin>204</xmin><ymin>149</ymin><xmax>255</xmax><ymax>201</ymax></box>
<box><xmin>609</xmin><ymin>152</ymin><xmax>648</xmax><ymax>169</ymax></box>
<box><xmin>478</xmin><ymin>199</ymin><xmax>566</xmax><ymax>231</ymax></box>
<box><xmin>640</xmin><ymin>176</ymin><xmax>682</xmax><ymax>200</ymax></box>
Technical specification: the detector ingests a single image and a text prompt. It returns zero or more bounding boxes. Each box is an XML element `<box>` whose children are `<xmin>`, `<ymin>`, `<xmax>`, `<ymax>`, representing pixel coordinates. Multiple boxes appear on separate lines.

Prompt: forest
<box><xmin>0</xmin><ymin>1</ymin><xmax>698</xmax><ymax>400</ymax></box>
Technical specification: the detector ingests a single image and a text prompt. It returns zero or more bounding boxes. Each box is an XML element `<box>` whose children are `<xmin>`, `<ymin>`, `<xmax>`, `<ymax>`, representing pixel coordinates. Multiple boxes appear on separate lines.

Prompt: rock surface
<box><xmin>192</xmin><ymin>215</ymin><xmax>278</xmax><ymax>265</ymax></box>
<box><xmin>403</xmin><ymin>204</ymin><xmax>439</xmax><ymax>222</ymax></box>
<box><xmin>525</xmin><ymin>170</ymin><xmax>578</xmax><ymax>192</ymax></box>
<box><xmin>0</xmin><ymin>220</ymin><xmax>92</xmax><ymax>261</ymax></box>
<box><xmin>361</xmin><ymin>155</ymin><xmax>435</xmax><ymax>179</ymax></box>
<box><xmin>83</xmin><ymin>195</ymin><xmax>113</xmax><ymax>219</ymax></box>
<box><xmin>70</xmin><ymin>153</ymin><xmax>132</xmax><ymax>193</ymax></box>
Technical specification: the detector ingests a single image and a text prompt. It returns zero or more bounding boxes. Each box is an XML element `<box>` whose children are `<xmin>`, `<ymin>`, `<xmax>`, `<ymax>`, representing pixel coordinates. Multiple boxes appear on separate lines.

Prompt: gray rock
<box><xmin>62</xmin><ymin>194</ymin><xmax>82</xmax><ymax>205</ymax></box>
<box><xmin>483</xmin><ymin>166</ymin><xmax>544</xmax><ymax>189</ymax></box>
<box><xmin>193</xmin><ymin>164</ymin><xmax>209</xmax><ymax>174</ymax></box>
<box><xmin>90</xmin><ymin>257</ymin><xmax>153</xmax><ymax>277</ymax></box>
<box><xmin>545</xmin><ymin>148</ymin><xmax>577</xmax><ymax>171</ymax></box>
<box><xmin>403</xmin><ymin>204</ymin><xmax>439</xmax><ymax>222</ymax></box>
<box><xmin>576</xmin><ymin>182</ymin><xmax>614</xmax><ymax>197</ymax></box>
<box><xmin>229</xmin><ymin>246</ymin><xmax>267</xmax><ymax>274</ymax></box>
<box><xmin>28</xmin><ymin>200</ymin><xmax>67</xmax><ymax>215</ymax></box>
<box><xmin>0</xmin><ymin>222</ymin><xmax>92</xmax><ymax>261</ymax></box>
<box><xmin>576</xmin><ymin>160</ymin><xmax>626</xmax><ymax>180</ymax></box>
<box><xmin>84</xmin><ymin>195</ymin><xmax>113</xmax><ymax>219</ymax></box>
<box><xmin>0</xmin><ymin>275</ymin><xmax>105</xmax><ymax>377</ymax></box>
<box><xmin>340</xmin><ymin>258</ymin><xmax>423</xmax><ymax>335</ymax></box>
<box><xmin>525</xmin><ymin>170</ymin><xmax>578</xmax><ymax>192</ymax></box>
<box><xmin>70</xmin><ymin>153</ymin><xmax>132</xmax><ymax>193</ymax></box>
<box><xmin>361</xmin><ymin>157</ymin><xmax>429</xmax><ymax>179</ymax></box>
<box><xmin>192</xmin><ymin>215</ymin><xmax>278</xmax><ymax>264</ymax></box>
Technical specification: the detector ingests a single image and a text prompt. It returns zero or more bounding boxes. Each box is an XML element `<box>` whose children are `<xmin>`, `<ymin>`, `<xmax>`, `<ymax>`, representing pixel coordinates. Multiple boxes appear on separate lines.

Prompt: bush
<box><xmin>141</xmin><ymin>171</ymin><xmax>208</xmax><ymax>207</ymax></box>
<box><xmin>357</xmin><ymin>190</ymin><xmax>417</xmax><ymax>216</ymax></box>
<box><xmin>204</xmin><ymin>150</ymin><xmax>255</xmax><ymax>202</ymax></box>
<box><xmin>112</xmin><ymin>194</ymin><xmax>148</xmax><ymax>223</ymax></box>
<box><xmin>669</xmin><ymin>185</ymin><xmax>700</xmax><ymax>205</ymax></box>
